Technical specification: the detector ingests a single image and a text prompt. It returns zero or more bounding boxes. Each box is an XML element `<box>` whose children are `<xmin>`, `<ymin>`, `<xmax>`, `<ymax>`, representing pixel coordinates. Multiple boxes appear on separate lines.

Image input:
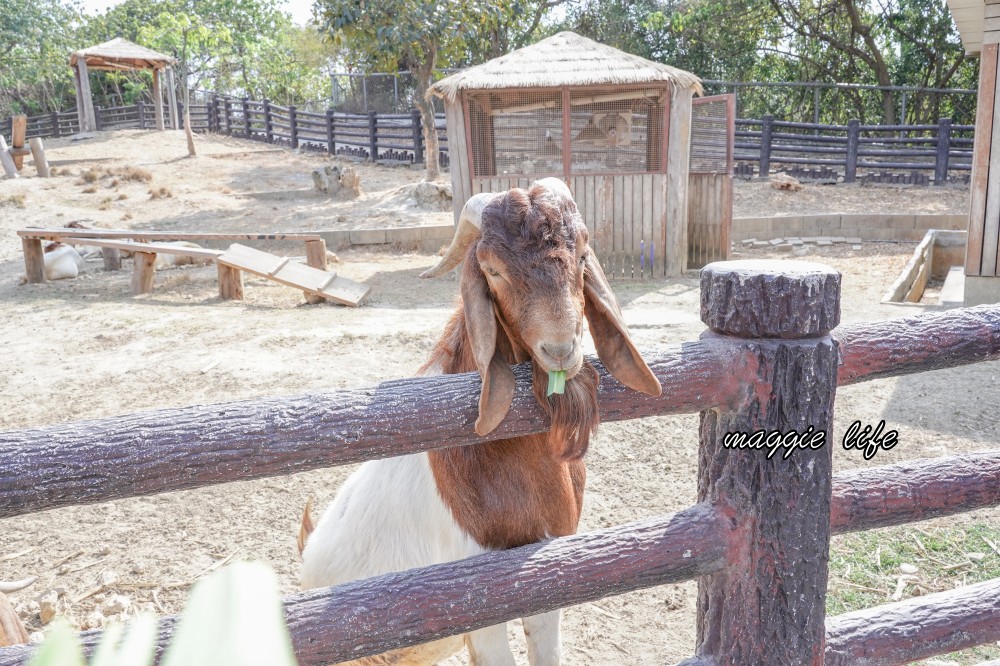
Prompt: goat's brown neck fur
<box><xmin>423</xmin><ymin>308</ymin><xmax>599</xmax><ymax>550</ymax></box>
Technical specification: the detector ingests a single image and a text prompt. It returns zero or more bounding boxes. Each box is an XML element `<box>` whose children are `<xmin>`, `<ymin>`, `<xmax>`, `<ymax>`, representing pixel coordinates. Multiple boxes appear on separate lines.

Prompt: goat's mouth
<box><xmin>532</xmin><ymin>339</ymin><xmax>585</xmax><ymax>377</ymax></box>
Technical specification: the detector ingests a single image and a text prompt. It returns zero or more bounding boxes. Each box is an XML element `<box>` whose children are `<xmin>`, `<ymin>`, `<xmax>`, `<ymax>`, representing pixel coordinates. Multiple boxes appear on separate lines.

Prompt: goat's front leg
<box><xmin>522</xmin><ymin>610</ymin><xmax>561</xmax><ymax>665</ymax></box>
<box><xmin>465</xmin><ymin>623</ymin><xmax>516</xmax><ymax>666</ymax></box>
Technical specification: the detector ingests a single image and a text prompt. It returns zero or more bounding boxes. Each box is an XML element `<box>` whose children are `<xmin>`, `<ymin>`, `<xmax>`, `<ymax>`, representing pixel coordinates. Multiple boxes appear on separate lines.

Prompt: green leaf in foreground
<box><xmin>547</xmin><ymin>370</ymin><xmax>567</xmax><ymax>396</ymax></box>
<box><xmin>26</xmin><ymin>620</ymin><xmax>84</xmax><ymax>666</ymax></box>
<box><xmin>161</xmin><ymin>560</ymin><xmax>297</xmax><ymax>666</ymax></box>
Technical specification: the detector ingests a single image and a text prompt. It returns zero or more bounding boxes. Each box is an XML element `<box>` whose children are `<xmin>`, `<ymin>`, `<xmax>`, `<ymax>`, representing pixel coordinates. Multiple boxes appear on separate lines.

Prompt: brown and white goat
<box><xmin>299</xmin><ymin>178</ymin><xmax>661</xmax><ymax>665</ymax></box>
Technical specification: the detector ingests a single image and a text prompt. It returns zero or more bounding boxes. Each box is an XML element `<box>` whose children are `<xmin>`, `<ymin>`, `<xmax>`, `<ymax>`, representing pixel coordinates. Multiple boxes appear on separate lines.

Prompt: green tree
<box><xmin>315</xmin><ymin>0</ymin><xmax>512</xmax><ymax>180</ymax></box>
<box><xmin>0</xmin><ymin>0</ymin><xmax>82</xmax><ymax>115</ymax></box>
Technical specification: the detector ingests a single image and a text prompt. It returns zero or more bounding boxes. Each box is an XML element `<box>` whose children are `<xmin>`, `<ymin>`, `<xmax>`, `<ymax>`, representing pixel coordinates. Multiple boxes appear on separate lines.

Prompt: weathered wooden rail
<box><xmin>0</xmin><ymin>261</ymin><xmax>999</xmax><ymax>665</ymax></box>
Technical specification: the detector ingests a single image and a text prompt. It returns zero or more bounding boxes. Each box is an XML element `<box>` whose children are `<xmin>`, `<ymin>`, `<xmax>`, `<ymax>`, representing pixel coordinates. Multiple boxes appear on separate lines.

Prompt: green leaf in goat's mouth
<box><xmin>546</xmin><ymin>370</ymin><xmax>567</xmax><ymax>396</ymax></box>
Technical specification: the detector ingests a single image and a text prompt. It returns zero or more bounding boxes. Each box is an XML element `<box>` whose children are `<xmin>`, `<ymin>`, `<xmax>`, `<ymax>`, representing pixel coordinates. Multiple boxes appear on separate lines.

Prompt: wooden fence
<box><xmin>0</xmin><ymin>97</ymin><xmax>974</xmax><ymax>183</ymax></box>
<box><xmin>735</xmin><ymin>115</ymin><xmax>975</xmax><ymax>185</ymax></box>
<box><xmin>0</xmin><ymin>96</ymin><xmax>450</xmax><ymax>168</ymax></box>
<box><xmin>0</xmin><ymin>261</ymin><xmax>998</xmax><ymax>665</ymax></box>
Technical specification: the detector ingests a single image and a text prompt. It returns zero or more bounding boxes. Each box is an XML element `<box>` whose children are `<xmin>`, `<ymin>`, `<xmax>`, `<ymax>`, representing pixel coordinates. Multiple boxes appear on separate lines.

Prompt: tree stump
<box><xmin>696</xmin><ymin>260</ymin><xmax>841</xmax><ymax>666</ymax></box>
<box><xmin>102</xmin><ymin>247</ymin><xmax>121</xmax><ymax>272</ymax></box>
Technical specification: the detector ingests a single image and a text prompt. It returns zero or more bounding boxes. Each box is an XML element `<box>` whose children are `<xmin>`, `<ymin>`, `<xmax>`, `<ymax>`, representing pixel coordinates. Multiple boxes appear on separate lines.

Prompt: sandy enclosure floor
<box><xmin>0</xmin><ymin>131</ymin><xmax>996</xmax><ymax>665</ymax></box>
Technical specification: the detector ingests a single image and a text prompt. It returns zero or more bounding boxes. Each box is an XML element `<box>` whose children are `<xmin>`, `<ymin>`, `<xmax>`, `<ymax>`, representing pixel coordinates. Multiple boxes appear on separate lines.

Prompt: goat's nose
<box><xmin>541</xmin><ymin>341</ymin><xmax>574</xmax><ymax>363</ymax></box>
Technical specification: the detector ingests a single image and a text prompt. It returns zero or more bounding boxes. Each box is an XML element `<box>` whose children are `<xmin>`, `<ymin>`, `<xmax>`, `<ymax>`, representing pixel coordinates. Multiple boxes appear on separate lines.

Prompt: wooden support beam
<box><xmin>304</xmin><ymin>238</ymin><xmax>328</xmax><ymax>304</ymax></box>
<box><xmin>665</xmin><ymin>87</ymin><xmax>693</xmax><ymax>276</ymax></box>
<box><xmin>217</xmin><ymin>263</ymin><xmax>244</xmax><ymax>300</ymax></box>
<box><xmin>152</xmin><ymin>68</ymin><xmax>164</xmax><ymax>131</ymax></box>
<box><xmin>0</xmin><ymin>137</ymin><xmax>18</xmax><ymax>178</ymax></box>
<box><xmin>10</xmin><ymin>116</ymin><xmax>26</xmax><ymax>170</ymax></box>
<box><xmin>20</xmin><ymin>238</ymin><xmax>43</xmax><ymax>283</ymax></box>
<box><xmin>77</xmin><ymin>59</ymin><xmax>96</xmax><ymax>132</ymax></box>
<box><xmin>695</xmin><ymin>260</ymin><xmax>840</xmax><ymax>665</ymax></box>
<box><xmin>166</xmin><ymin>68</ymin><xmax>178</xmax><ymax>130</ymax></box>
<box><xmin>28</xmin><ymin>138</ymin><xmax>49</xmax><ymax>177</ymax></box>
<box><xmin>130</xmin><ymin>252</ymin><xmax>156</xmax><ymax>295</ymax></box>
<box><xmin>101</xmin><ymin>247</ymin><xmax>121</xmax><ymax>272</ymax></box>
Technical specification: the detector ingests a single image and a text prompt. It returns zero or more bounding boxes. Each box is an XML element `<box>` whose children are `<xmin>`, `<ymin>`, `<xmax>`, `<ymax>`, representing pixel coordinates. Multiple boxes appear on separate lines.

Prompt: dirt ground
<box><xmin>0</xmin><ymin>130</ymin><xmax>997</xmax><ymax>665</ymax></box>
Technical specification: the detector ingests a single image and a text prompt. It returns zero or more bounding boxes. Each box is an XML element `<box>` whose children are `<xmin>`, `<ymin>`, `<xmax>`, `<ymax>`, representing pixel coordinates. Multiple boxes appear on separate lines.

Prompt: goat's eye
<box><xmin>485</xmin><ymin>267</ymin><xmax>500</xmax><ymax>277</ymax></box>
<box><xmin>579</xmin><ymin>253</ymin><xmax>588</xmax><ymax>266</ymax></box>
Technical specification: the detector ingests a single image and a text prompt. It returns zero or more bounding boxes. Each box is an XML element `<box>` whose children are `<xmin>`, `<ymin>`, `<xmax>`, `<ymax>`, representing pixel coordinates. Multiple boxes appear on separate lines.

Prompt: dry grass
<box><xmin>0</xmin><ymin>194</ymin><xmax>26</xmax><ymax>208</ymax></box>
<box><xmin>82</xmin><ymin>185</ymin><xmax>97</xmax><ymax>194</ymax></box>
<box><xmin>79</xmin><ymin>168</ymin><xmax>101</xmax><ymax>184</ymax></box>
<box><xmin>120</xmin><ymin>212</ymin><xmax>133</xmax><ymax>221</ymax></box>
<box><xmin>148</xmin><ymin>186</ymin><xmax>173</xmax><ymax>200</ymax></box>
<box><xmin>98</xmin><ymin>197</ymin><xmax>113</xmax><ymax>211</ymax></box>
<box><xmin>109</xmin><ymin>166</ymin><xmax>152</xmax><ymax>183</ymax></box>
<box><xmin>117</xmin><ymin>193</ymin><xmax>128</xmax><ymax>200</ymax></box>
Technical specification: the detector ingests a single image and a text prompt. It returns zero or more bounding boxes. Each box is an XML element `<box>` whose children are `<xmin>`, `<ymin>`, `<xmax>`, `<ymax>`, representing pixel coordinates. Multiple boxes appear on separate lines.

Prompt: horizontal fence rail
<box><xmin>0</xmin><ymin>262</ymin><xmax>998</xmax><ymax>665</ymax></box>
<box><xmin>1</xmin><ymin>95</ymin><xmax>974</xmax><ymax>182</ymax></box>
<box><xmin>1</xmin><ymin>305</ymin><xmax>998</xmax><ymax>519</ymax></box>
<box><xmin>0</xmin><ymin>454</ymin><xmax>995</xmax><ymax>666</ymax></box>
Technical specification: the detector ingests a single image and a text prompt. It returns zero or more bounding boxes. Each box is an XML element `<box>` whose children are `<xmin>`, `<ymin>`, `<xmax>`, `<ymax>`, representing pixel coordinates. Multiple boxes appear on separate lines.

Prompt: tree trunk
<box><xmin>415</xmin><ymin>57</ymin><xmax>440</xmax><ymax>182</ymax></box>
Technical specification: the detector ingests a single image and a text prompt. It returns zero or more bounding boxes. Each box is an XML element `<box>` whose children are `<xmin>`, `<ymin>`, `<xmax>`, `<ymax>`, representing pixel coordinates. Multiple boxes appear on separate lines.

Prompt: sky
<box><xmin>78</xmin><ymin>0</ymin><xmax>316</xmax><ymax>26</ymax></box>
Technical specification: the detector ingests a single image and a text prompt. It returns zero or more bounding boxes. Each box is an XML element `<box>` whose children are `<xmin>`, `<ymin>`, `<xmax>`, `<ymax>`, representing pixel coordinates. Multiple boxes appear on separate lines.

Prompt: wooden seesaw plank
<box><xmin>218</xmin><ymin>243</ymin><xmax>370</xmax><ymax>307</ymax></box>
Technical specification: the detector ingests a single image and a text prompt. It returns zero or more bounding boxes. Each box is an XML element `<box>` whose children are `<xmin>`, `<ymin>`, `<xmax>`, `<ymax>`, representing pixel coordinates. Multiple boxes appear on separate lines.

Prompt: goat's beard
<box><xmin>531</xmin><ymin>361</ymin><xmax>600</xmax><ymax>462</ymax></box>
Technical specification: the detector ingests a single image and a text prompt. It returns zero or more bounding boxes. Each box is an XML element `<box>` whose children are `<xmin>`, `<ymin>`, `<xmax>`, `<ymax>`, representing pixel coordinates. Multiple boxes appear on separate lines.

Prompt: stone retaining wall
<box><xmin>734</xmin><ymin>214</ymin><xmax>967</xmax><ymax>243</ymax></box>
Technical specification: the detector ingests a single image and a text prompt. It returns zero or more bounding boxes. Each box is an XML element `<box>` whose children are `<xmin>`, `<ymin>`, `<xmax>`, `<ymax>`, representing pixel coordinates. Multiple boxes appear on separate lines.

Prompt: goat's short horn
<box><xmin>0</xmin><ymin>577</ymin><xmax>37</xmax><ymax>594</ymax></box>
<box><xmin>420</xmin><ymin>192</ymin><xmax>500</xmax><ymax>279</ymax></box>
<box><xmin>533</xmin><ymin>177</ymin><xmax>574</xmax><ymax>204</ymax></box>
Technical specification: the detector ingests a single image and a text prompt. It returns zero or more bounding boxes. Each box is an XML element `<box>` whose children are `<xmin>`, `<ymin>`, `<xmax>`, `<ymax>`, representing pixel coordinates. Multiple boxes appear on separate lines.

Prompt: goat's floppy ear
<box><xmin>583</xmin><ymin>253</ymin><xmax>662</xmax><ymax>396</ymax></box>
<box><xmin>461</xmin><ymin>257</ymin><xmax>516</xmax><ymax>436</ymax></box>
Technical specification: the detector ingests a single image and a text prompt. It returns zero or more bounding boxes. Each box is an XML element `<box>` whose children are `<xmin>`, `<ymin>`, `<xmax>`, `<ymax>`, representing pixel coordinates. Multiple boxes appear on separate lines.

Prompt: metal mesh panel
<box><xmin>467</xmin><ymin>90</ymin><xmax>564</xmax><ymax>178</ymax></box>
<box><xmin>690</xmin><ymin>96</ymin><xmax>731</xmax><ymax>174</ymax></box>
<box><xmin>569</xmin><ymin>87</ymin><xmax>666</xmax><ymax>174</ymax></box>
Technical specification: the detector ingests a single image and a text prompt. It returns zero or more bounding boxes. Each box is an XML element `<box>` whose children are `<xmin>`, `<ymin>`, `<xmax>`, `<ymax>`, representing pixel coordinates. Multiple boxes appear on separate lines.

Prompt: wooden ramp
<box><xmin>218</xmin><ymin>243</ymin><xmax>370</xmax><ymax>307</ymax></box>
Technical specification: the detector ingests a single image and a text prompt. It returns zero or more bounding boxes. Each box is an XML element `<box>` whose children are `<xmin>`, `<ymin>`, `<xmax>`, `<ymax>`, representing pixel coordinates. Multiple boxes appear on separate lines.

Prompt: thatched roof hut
<box><xmin>429</xmin><ymin>31</ymin><xmax>727</xmax><ymax>278</ymax></box>
<box><xmin>431</xmin><ymin>32</ymin><xmax>702</xmax><ymax>101</ymax></box>
<box><xmin>70</xmin><ymin>38</ymin><xmax>176</xmax><ymax>71</ymax></box>
<box><xmin>69</xmin><ymin>38</ymin><xmax>178</xmax><ymax>132</ymax></box>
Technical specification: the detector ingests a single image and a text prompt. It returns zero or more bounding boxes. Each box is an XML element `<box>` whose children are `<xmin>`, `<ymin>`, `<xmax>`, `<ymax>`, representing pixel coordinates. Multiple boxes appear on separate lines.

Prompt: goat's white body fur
<box><xmin>43</xmin><ymin>245</ymin><xmax>85</xmax><ymax>280</ymax></box>
<box><xmin>301</xmin><ymin>363</ymin><xmax>563</xmax><ymax>665</ymax></box>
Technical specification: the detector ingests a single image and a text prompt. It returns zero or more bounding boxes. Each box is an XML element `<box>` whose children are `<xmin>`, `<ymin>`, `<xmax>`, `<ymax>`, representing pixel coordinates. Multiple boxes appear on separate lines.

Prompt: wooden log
<box><xmin>18</xmin><ymin>229</ymin><xmax>323</xmax><ymax>242</ymax></box>
<box><xmin>20</xmin><ymin>238</ymin><xmax>43</xmax><ymax>283</ymax></box>
<box><xmin>10</xmin><ymin>116</ymin><xmax>25</xmax><ymax>170</ymax></box>
<box><xmin>844</xmin><ymin>119</ymin><xmax>861</xmax><ymax>183</ymax></box>
<box><xmin>303</xmin><ymin>239</ymin><xmax>328</xmax><ymax>304</ymax></box>
<box><xmin>1</xmin><ymin>305</ymin><xmax>999</xmax><ymax>520</ymax></box>
<box><xmin>0</xmin><ymin>137</ymin><xmax>18</xmax><ymax>178</ymax></box>
<box><xmin>101</xmin><ymin>247</ymin><xmax>120</xmax><ymax>271</ymax></box>
<box><xmin>130</xmin><ymin>252</ymin><xmax>156</xmax><ymax>295</ymax></box>
<box><xmin>695</xmin><ymin>260</ymin><xmax>841</xmax><ymax>666</ymax></box>
<box><xmin>0</xmin><ymin>339</ymin><xmax>746</xmax><ymax>518</ymax></box>
<box><xmin>836</xmin><ymin>303</ymin><xmax>1000</xmax><ymax>385</ymax></box>
<box><xmin>700</xmin><ymin>259</ymin><xmax>841</xmax><ymax>338</ymax></box>
<box><xmin>217</xmin><ymin>263</ymin><xmax>243</xmax><ymax>300</ymax></box>
<box><xmin>166</xmin><ymin>69</ymin><xmax>178</xmax><ymax>130</ymax></box>
<box><xmin>825</xmin><ymin>577</ymin><xmax>1000</xmax><ymax>666</ymax></box>
<box><xmin>28</xmin><ymin>138</ymin><xmax>48</xmax><ymax>177</ymax></box>
<box><xmin>0</xmin><ymin>503</ymin><xmax>728</xmax><ymax>666</ymax></box>
<box><xmin>831</xmin><ymin>450</ymin><xmax>1000</xmax><ymax>534</ymax></box>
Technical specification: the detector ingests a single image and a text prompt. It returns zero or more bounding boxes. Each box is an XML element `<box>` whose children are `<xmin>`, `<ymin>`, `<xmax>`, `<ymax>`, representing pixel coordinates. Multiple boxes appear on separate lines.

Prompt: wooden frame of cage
<box><xmin>461</xmin><ymin>84</ymin><xmax>673</xmax><ymax>181</ymax></box>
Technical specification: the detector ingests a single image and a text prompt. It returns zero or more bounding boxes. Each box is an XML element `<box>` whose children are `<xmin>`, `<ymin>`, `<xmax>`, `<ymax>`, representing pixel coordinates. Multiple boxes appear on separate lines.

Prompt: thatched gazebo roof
<box><xmin>430</xmin><ymin>31</ymin><xmax>702</xmax><ymax>101</ymax></box>
<box><xmin>69</xmin><ymin>38</ymin><xmax>176</xmax><ymax>71</ymax></box>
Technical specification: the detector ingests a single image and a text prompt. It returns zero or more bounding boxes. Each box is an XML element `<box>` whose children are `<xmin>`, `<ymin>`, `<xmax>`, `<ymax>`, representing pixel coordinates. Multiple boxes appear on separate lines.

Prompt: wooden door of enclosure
<box><xmin>688</xmin><ymin>94</ymin><xmax>735</xmax><ymax>269</ymax></box>
<box><xmin>470</xmin><ymin>174</ymin><xmax>668</xmax><ymax>279</ymax></box>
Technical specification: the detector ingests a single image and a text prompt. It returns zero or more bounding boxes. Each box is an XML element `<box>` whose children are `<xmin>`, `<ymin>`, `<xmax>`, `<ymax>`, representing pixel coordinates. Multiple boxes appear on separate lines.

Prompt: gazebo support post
<box><xmin>76</xmin><ymin>59</ymin><xmax>96</xmax><ymax>133</ymax></box>
<box><xmin>166</xmin><ymin>68</ymin><xmax>179</xmax><ymax>130</ymax></box>
<box><xmin>72</xmin><ymin>68</ymin><xmax>87</xmax><ymax>133</ymax></box>
<box><xmin>152</xmin><ymin>68</ymin><xmax>165</xmax><ymax>131</ymax></box>
<box><xmin>665</xmin><ymin>86</ymin><xmax>694</xmax><ymax>277</ymax></box>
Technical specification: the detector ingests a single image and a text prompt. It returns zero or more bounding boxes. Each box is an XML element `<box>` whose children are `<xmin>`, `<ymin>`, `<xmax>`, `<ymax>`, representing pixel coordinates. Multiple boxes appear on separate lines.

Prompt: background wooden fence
<box><xmin>0</xmin><ymin>262</ymin><xmax>998</xmax><ymax>665</ymax></box>
<box><xmin>0</xmin><ymin>95</ymin><xmax>973</xmax><ymax>184</ymax></box>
